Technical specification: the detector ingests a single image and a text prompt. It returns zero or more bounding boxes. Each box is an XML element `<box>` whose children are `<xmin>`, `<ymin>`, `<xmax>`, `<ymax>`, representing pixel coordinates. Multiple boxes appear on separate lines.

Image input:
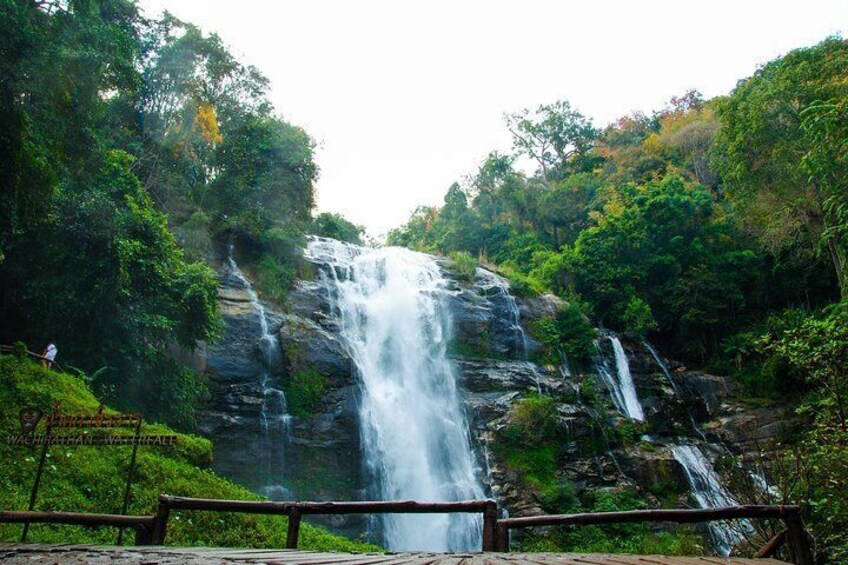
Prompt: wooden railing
<box><xmin>150</xmin><ymin>495</ymin><xmax>499</xmax><ymax>550</ymax></box>
<box><xmin>0</xmin><ymin>510</ymin><xmax>154</xmax><ymax>545</ymax></box>
<box><xmin>0</xmin><ymin>344</ymin><xmax>64</xmax><ymax>372</ymax></box>
<box><xmin>2</xmin><ymin>498</ymin><xmax>814</xmax><ymax>564</ymax></box>
<box><xmin>495</xmin><ymin>504</ymin><xmax>814</xmax><ymax>565</ymax></box>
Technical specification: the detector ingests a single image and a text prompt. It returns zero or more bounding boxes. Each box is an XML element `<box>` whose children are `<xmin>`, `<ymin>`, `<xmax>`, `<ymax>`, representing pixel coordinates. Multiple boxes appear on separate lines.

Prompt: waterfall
<box><xmin>305</xmin><ymin>237</ymin><xmax>485</xmax><ymax>552</ymax></box>
<box><xmin>559</xmin><ymin>350</ymin><xmax>572</xmax><ymax>379</ymax></box>
<box><xmin>596</xmin><ymin>333</ymin><xmax>644</xmax><ymax>421</ymax></box>
<box><xmin>643</xmin><ymin>341</ymin><xmax>680</xmax><ymax>396</ymax></box>
<box><xmin>226</xmin><ymin>246</ymin><xmax>291</xmax><ymax>495</ymax></box>
<box><xmin>671</xmin><ymin>444</ymin><xmax>748</xmax><ymax>556</ymax></box>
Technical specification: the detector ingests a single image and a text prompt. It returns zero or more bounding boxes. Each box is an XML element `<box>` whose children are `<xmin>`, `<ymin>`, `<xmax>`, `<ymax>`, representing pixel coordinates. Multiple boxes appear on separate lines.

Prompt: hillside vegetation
<box><xmin>390</xmin><ymin>38</ymin><xmax>848</xmax><ymax>562</ymax></box>
<box><xmin>0</xmin><ymin>0</ymin><xmax>364</xmax><ymax>429</ymax></box>
<box><xmin>0</xmin><ymin>354</ymin><xmax>378</xmax><ymax>551</ymax></box>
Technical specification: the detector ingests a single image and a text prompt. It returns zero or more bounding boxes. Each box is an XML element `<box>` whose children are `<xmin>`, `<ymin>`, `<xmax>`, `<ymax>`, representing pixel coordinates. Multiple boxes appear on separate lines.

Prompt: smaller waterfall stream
<box><xmin>226</xmin><ymin>246</ymin><xmax>291</xmax><ymax>494</ymax></box>
<box><xmin>478</xmin><ymin>270</ymin><xmax>529</xmax><ymax>358</ymax></box>
<box><xmin>671</xmin><ymin>444</ymin><xmax>748</xmax><ymax>555</ymax></box>
<box><xmin>596</xmin><ymin>333</ymin><xmax>644</xmax><ymax>421</ymax></box>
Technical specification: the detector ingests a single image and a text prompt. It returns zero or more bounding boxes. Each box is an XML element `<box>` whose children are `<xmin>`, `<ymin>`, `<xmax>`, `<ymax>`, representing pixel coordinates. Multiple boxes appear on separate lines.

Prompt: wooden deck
<box><xmin>0</xmin><ymin>544</ymin><xmax>788</xmax><ymax>564</ymax></box>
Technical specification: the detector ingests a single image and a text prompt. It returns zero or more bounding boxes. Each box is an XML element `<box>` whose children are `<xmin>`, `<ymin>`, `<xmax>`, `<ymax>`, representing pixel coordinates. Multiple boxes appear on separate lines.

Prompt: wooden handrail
<box><xmin>158</xmin><ymin>495</ymin><xmax>492</xmax><ymax>514</ymax></box>
<box><xmin>1</xmin><ymin>497</ymin><xmax>812</xmax><ymax>564</ymax></box>
<box><xmin>0</xmin><ymin>510</ymin><xmax>154</xmax><ymax>545</ymax></box>
<box><xmin>151</xmin><ymin>495</ymin><xmax>498</xmax><ymax>550</ymax></box>
<box><xmin>0</xmin><ymin>345</ymin><xmax>65</xmax><ymax>373</ymax></box>
<box><xmin>497</xmin><ymin>504</ymin><xmax>800</xmax><ymax>529</ymax></box>
<box><xmin>494</xmin><ymin>504</ymin><xmax>813</xmax><ymax>565</ymax></box>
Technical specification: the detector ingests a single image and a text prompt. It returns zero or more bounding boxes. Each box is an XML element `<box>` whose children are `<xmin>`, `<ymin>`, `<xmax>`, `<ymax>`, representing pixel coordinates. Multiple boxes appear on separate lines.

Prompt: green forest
<box><xmin>0</xmin><ymin>0</ymin><xmax>364</xmax><ymax>425</ymax></box>
<box><xmin>1</xmin><ymin>0</ymin><xmax>848</xmax><ymax>561</ymax></box>
<box><xmin>0</xmin><ymin>0</ymin><xmax>364</xmax><ymax>550</ymax></box>
<box><xmin>389</xmin><ymin>39</ymin><xmax>848</xmax><ymax>560</ymax></box>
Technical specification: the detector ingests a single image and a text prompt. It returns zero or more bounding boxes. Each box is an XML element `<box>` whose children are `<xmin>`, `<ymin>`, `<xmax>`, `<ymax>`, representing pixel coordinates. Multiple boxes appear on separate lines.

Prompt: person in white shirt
<box><xmin>42</xmin><ymin>343</ymin><xmax>57</xmax><ymax>369</ymax></box>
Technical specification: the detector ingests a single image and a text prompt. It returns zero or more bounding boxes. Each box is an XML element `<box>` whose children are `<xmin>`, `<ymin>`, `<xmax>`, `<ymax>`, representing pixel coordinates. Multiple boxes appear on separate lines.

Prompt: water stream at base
<box><xmin>305</xmin><ymin>237</ymin><xmax>485</xmax><ymax>552</ymax></box>
<box><xmin>227</xmin><ymin>246</ymin><xmax>291</xmax><ymax>495</ymax></box>
<box><xmin>641</xmin><ymin>341</ymin><xmax>759</xmax><ymax>554</ymax></box>
<box><xmin>671</xmin><ymin>444</ymin><xmax>751</xmax><ymax>556</ymax></box>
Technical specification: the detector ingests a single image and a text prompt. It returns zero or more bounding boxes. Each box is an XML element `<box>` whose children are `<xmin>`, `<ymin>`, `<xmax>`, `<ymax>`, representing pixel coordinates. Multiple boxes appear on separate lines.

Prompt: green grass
<box><xmin>0</xmin><ymin>356</ymin><xmax>380</xmax><ymax>551</ymax></box>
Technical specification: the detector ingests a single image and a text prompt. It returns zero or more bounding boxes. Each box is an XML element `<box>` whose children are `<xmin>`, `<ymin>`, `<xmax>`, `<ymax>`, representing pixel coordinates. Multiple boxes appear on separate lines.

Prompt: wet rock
<box><xmin>195</xmin><ymin>241</ymin><xmax>795</xmax><ymax>547</ymax></box>
<box><xmin>279</xmin><ymin>314</ymin><xmax>352</xmax><ymax>388</ymax></box>
<box><xmin>706</xmin><ymin>405</ymin><xmax>799</xmax><ymax>453</ymax></box>
<box><xmin>518</xmin><ymin>293</ymin><xmax>563</xmax><ymax>322</ymax></box>
<box><xmin>678</xmin><ymin>371</ymin><xmax>734</xmax><ymax>420</ymax></box>
<box><xmin>457</xmin><ymin>358</ymin><xmax>563</xmax><ymax>395</ymax></box>
<box><xmin>631</xmin><ymin>452</ymin><xmax>690</xmax><ymax>497</ymax></box>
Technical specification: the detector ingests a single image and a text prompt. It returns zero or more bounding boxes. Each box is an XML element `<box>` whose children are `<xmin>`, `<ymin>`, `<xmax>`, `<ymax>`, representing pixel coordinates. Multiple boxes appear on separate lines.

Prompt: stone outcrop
<box><xmin>195</xmin><ymin>243</ymin><xmax>797</xmax><ymax>546</ymax></box>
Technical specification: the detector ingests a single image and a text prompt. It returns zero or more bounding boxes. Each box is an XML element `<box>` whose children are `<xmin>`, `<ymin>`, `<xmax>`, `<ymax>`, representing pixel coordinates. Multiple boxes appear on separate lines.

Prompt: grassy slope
<box><xmin>0</xmin><ymin>356</ymin><xmax>378</xmax><ymax>551</ymax></box>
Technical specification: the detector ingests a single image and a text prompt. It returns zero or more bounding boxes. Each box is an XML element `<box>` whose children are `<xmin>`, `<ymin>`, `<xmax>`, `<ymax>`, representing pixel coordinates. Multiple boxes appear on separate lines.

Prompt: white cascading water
<box><xmin>305</xmin><ymin>237</ymin><xmax>485</xmax><ymax>551</ymax></box>
<box><xmin>227</xmin><ymin>246</ymin><xmax>291</xmax><ymax>494</ymax></box>
<box><xmin>671</xmin><ymin>444</ymin><xmax>748</xmax><ymax>556</ymax></box>
<box><xmin>597</xmin><ymin>334</ymin><xmax>644</xmax><ymax>421</ymax></box>
<box><xmin>478</xmin><ymin>270</ymin><xmax>529</xmax><ymax>358</ymax></box>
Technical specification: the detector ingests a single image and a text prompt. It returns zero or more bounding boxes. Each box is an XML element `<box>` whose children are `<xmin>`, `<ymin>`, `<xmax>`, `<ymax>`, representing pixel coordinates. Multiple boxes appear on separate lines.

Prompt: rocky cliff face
<box><xmin>195</xmin><ymin>242</ymin><xmax>794</xmax><ymax>545</ymax></box>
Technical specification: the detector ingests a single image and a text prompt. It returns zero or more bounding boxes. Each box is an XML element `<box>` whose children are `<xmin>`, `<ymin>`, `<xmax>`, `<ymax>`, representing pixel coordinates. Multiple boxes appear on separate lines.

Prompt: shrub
<box><xmin>622</xmin><ymin>296</ymin><xmax>658</xmax><ymax>339</ymax></box>
<box><xmin>177</xmin><ymin>211</ymin><xmax>214</xmax><ymax>262</ymax></box>
<box><xmin>520</xmin><ymin>486</ymin><xmax>703</xmax><ymax>555</ymax></box>
<box><xmin>448</xmin><ymin>251</ymin><xmax>477</xmax><ymax>282</ymax></box>
<box><xmin>530</xmin><ymin>303</ymin><xmax>597</xmax><ymax>367</ymax></box>
<box><xmin>256</xmin><ymin>254</ymin><xmax>297</xmax><ymax>304</ymax></box>
<box><xmin>310</xmin><ymin>212</ymin><xmax>364</xmax><ymax>245</ymax></box>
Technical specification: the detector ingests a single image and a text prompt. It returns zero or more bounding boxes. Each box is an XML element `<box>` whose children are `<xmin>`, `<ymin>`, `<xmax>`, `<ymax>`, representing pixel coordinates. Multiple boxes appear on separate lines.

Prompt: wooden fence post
<box><xmin>286</xmin><ymin>506</ymin><xmax>302</xmax><ymax>549</ymax></box>
<box><xmin>785</xmin><ymin>513</ymin><xmax>815</xmax><ymax>565</ymax></box>
<box><xmin>133</xmin><ymin>522</ymin><xmax>152</xmax><ymax>546</ymax></box>
<box><xmin>495</xmin><ymin>522</ymin><xmax>509</xmax><ymax>552</ymax></box>
<box><xmin>151</xmin><ymin>498</ymin><xmax>171</xmax><ymax>545</ymax></box>
<box><xmin>482</xmin><ymin>501</ymin><xmax>497</xmax><ymax>552</ymax></box>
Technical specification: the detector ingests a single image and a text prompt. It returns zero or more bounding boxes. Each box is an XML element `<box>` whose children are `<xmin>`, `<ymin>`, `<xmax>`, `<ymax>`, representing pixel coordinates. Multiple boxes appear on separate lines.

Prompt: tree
<box><xmin>713</xmin><ymin>37</ymin><xmax>848</xmax><ymax>296</ymax></box>
<box><xmin>801</xmin><ymin>99</ymin><xmax>848</xmax><ymax>296</ymax></box>
<box><xmin>538</xmin><ymin>173</ymin><xmax>601</xmax><ymax>246</ymax></box>
<box><xmin>213</xmin><ymin>115</ymin><xmax>316</xmax><ymax>242</ymax></box>
<box><xmin>566</xmin><ymin>175</ymin><xmax>761</xmax><ymax>358</ymax></box>
<box><xmin>505</xmin><ymin>100</ymin><xmax>600</xmax><ymax>184</ymax></box>
<box><xmin>311</xmin><ymin>212</ymin><xmax>364</xmax><ymax>245</ymax></box>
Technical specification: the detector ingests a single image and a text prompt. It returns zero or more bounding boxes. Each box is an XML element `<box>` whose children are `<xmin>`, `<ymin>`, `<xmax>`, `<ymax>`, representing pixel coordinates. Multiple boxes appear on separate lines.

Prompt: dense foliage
<box><xmin>390</xmin><ymin>37</ymin><xmax>848</xmax><ymax>561</ymax></box>
<box><xmin>310</xmin><ymin>212</ymin><xmax>365</xmax><ymax>245</ymax></box>
<box><xmin>0</xmin><ymin>0</ymin><xmax>357</xmax><ymax>425</ymax></box>
<box><xmin>496</xmin><ymin>395</ymin><xmax>700</xmax><ymax>555</ymax></box>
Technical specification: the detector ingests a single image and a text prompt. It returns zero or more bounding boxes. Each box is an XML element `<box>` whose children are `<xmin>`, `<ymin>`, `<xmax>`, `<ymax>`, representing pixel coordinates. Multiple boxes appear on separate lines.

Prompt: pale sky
<box><xmin>138</xmin><ymin>0</ymin><xmax>847</xmax><ymax>238</ymax></box>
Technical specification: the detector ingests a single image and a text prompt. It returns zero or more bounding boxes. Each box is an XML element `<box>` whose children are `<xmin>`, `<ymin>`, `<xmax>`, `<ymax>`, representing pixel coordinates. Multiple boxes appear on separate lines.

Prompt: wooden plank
<box><xmin>352</xmin><ymin>555</ymin><xmax>442</xmax><ymax>565</ymax></box>
<box><xmin>424</xmin><ymin>557</ymin><xmax>465</xmax><ymax>565</ymax></box>
<box><xmin>247</xmin><ymin>553</ymin><xmax>401</xmax><ymax>565</ymax></box>
<box><xmin>0</xmin><ymin>545</ymin><xmax>792</xmax><ymax>565</ymax></box>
